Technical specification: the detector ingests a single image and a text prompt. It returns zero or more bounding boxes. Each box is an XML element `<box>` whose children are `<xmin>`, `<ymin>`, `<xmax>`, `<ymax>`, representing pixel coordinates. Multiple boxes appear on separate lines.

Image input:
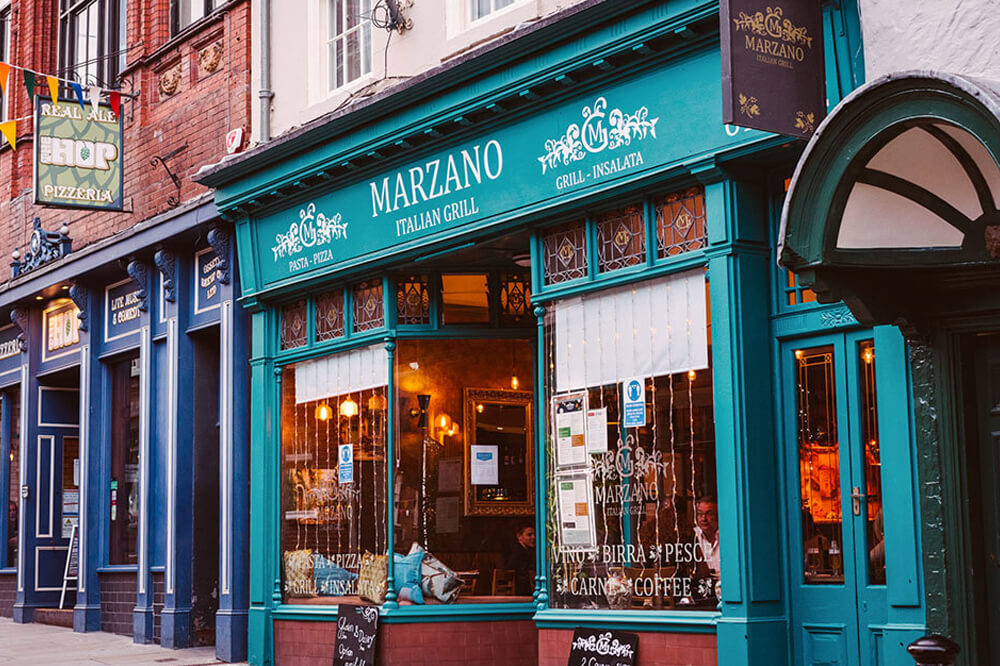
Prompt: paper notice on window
<box><xmin>470</xmin><ymin>445</ymin><xmax>498</xmax><ymax>485</ymax></box>
<box><xmin>435</xmin><ymin>496</ymin><xmax>460</xmax><ymax>534</ymax></box>
<box><xmin>553</xmin><ymin>392</ymin><xmax>588</xmax><ymax>468</ymax></box>
<box><xmin>556</xmin><ymin>471</ymin><xmax>596</xmax><ymax>552</ymax></box>
<box><xmin>438</xmin><ymin>457</ymin><xmax>462</xmax><ymax>493</ymax></box>
<box><xmin>586</xmin><ymin>407</ymin><xmax>608</xmax><ymax>454</ymax></box>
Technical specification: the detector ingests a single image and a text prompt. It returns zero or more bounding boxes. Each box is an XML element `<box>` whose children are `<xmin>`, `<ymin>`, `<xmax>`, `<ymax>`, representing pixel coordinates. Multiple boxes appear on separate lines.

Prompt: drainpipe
<box><xmin>258</xmin><ymin>0</ymin><xmax>273</xmax><ymax>142</ymax></box>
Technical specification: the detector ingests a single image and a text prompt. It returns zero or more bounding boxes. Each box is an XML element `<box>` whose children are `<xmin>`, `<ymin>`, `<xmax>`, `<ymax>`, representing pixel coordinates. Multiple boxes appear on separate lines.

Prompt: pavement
<box><xmin>0</xmin><ymin>617</ymin><xmax>242</xmax><ymax>665</ymax></box>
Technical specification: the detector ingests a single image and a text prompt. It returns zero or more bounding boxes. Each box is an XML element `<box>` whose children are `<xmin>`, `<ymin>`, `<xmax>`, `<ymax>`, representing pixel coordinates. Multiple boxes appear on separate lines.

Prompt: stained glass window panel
<box><xmin>396</xmin><ymin>276</ymin><xmax>431</xmax><ymax>326</ymax></box>
<box><xmin>499</xmin><ymin>274</ymin><xmax>531</xmax><ymax>326</ymax></box>
<box><xmin>655</xmin><ymin>188</ymin><xmax>707</xmax><ymax>258</ymax></box>
<box><xmin>315</xmin><ymin>291</ymin><xmax>345</xmax><ymax>342</ymax></box>
<box><xmin>281</xmin><ymin>300</ymin><xmax>309</xmax><ymax>350</ymax></box>
<box><xmin>353</xmin><ymin>281</ymin><xmax>384</xmax><ymax>333</ymax></box>
<box><xmin>596</xmin><ymin>204</ymin><xmax>646</xmax><ymax>273</ymax></box>
<box><xmin>542</xmin><ymin>222</ymin><xmax>587</xmax><ymax>286</ymax></box>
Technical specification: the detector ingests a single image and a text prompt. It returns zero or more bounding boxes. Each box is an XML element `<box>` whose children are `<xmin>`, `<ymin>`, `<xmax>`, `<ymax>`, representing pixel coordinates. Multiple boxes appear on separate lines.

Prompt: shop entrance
<box><xmin>781</xmin><ymin>331</ymin><xmax>887</xmax><ymax>666</ymax></box>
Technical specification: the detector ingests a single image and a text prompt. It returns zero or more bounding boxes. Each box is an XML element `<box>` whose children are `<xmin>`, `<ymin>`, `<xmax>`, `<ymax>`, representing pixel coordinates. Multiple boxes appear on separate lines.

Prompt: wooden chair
<box><xmin>455</xmin><ymin>570</ymin><xmax>479</xmax><ymax>596</ymax></box>
<box><xmin>492</xmin><ymin>568</ymin><xmax>516</xmax><ymax>595</ymax></box>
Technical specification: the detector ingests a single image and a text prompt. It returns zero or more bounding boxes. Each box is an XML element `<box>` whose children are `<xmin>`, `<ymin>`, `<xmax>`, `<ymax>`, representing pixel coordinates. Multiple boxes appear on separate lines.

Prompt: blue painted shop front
<box><xmin>0</xmin><ymin>203</ymin><xmax>250</xmax><ymax>662</ymax></box>
<box><xmin>198</xmin><ymin>2</ymin><xmax>925</xmax><ymax>664</ymax></box>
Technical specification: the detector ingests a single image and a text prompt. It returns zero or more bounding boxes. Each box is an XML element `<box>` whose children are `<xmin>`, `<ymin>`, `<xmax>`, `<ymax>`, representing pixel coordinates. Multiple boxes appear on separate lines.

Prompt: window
<box><xmin>58</xmin><ymin>0</ymin><xmax>123</xmax><ymax>87</ymax></box>
<box><xmin>0</xmin><ymin>4</ymin><xmax>10</xmax><ymax>121</ymax></box>
<box><xmin>441</xmin><ymin>274</ymin><xmax>489</xmax><ymax>325</ymax></box>
<box><xmin>545</xmin><ymin>271</ymin><xmax>720</xmax><ymax>611</ymax></box>
<box><xmin>108</xmin><ymin>355</ymin><xmax>140</xmax><ymax>565</ymax></box>
<box><xmin>172</xmin><ymin>0</ymin><xmax>218</xmax><ymax>35</ymax></box>
<box><xmin>327</xmin><ymin>0</ymin><xmax>371</xmax><ymax>91</ymax></box>
<box><xmin>2</xmin><ymin>390</ymin><xmax>20</xmax><ymax>569</ymax></box>
<box><xmin>470</xmin><ymin>0</ymin><xmax>516</xmax><ymax>21</ymax></box>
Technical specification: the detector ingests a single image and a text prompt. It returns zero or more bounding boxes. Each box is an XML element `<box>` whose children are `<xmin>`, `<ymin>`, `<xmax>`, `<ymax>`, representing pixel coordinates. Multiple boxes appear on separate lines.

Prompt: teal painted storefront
<box><xmin>198</xmin><ymin>2</ymin><xmax>926</xmax><ymax>664</ymax></box>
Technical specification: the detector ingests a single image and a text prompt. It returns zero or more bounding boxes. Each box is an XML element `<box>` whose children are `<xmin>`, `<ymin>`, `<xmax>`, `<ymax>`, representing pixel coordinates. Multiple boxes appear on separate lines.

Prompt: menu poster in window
<box><xmin>567</xmin><ymin>628</ymin><xmax>639</xmax><ymax>666</ymax></box>
<box><xmin>553</xmin><ymin>392</ymin><xmax>588</xmax><ymax>467</ymax></box>
<box><xmin>470</xmin><ymin>445</ymin><xmax>499</xmax><ymax>486</ymax></box>
<box><xmin>556</xmin><ymin>471</ymin><xmax>597</xmax><ymax>552</ymax></box>
<box><xmin>586</xmin><ymin>407</ymin><xmax>608</xmax><ymax>454</ymax></box>
<box><xmin>333</xmin><ymin>604</ymin><xmax>379</xmax><ymax>666</ymax></box>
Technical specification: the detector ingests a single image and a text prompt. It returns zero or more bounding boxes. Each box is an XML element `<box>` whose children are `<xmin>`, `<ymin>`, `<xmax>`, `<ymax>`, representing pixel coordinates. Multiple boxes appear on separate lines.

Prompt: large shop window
<box><xmin>545</xmin><ymin>269</ymin><xmax>719</xmax><ymax>610</ymax></box>
<box><xmin>3</xmin><ymin>390</ymin><xmax>20</xmax><ymax>569</ymax></box>
<box><xmin>108</xmin><ymin>355</ymin><xmax>140</xmax><ymax>565</ymax></box>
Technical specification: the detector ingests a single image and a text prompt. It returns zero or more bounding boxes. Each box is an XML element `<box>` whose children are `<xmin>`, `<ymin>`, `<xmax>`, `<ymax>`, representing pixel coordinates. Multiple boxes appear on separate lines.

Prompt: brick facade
<box><xmin>0</xmin><ymin>0</ymin><xmax>251</xmax><ymax>267</ymax></box>
<box><xmin>0</xmin><ymin>571</ymin><xmax>14</xmax><ymax>617</ymax></box>
<box><xmin>152</xmin><ymin>570</ymin><xmax>164</xmax><ymax>644</ymax></box>
<box><xmin>538</xmin><ymin>628</ymin><xmax>717</xmax><ymax>666</ymax></box>
<box><xmin>99</xmin><ymin>570</ymin><xmax>136</xmax><ymax>636</ymax></box>
<box><xmin>274</xmin><ymin>619</ymin><xmax>539</xmax><ymax>666</ymax></box>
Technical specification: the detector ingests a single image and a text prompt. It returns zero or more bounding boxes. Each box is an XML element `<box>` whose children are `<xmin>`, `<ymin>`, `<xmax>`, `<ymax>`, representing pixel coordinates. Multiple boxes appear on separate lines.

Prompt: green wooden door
<box><xmin>782</xmin><ymin>331</ymin><xmax>889</xmax><ymax>666</ymax></box>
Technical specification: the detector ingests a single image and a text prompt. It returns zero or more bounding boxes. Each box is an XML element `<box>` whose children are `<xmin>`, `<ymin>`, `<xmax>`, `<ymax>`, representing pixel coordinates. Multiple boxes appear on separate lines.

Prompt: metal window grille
<box><xmin>655</xmin><ymin>187</ymin><xmax>707</xmax><ymax>258</ymax></box>
<box><xmin>499</xmin><ymin>273</ymin><xmax>531</xmax><ymax>325</ymax></box>
<box><xmin>315</xmin><ymin>290</ymin><xmax>345</xmax><ymax>342</ymax></box>
<box><xmin>396</xmin><ymin>276</ymin><xmax>430</xmax><ymax>326</ymax></box>
<box><xmin>353</xmin><ymin>281</ymin><xmax>384</xmax><ymax>333</ymax></box>
<box><xmin>596</xmin><ymin>204</ymin><xmax>646</xmax><ymax>273</ymax></box>
<box><xmin>542</xmin><ymin>222</ymin><xmax>587</xmax><ymax>285</ymax></box>
<box><xmin>280</xmin><ymin>300</ymin><xmax>309</xmax><ymax>350</ymax></box>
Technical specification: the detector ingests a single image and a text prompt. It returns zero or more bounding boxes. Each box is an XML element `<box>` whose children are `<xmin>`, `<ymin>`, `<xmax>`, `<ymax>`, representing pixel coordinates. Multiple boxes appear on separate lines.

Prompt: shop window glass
<box><xmin>498</xmin><ymin>273</ymin><xmax>531</xmax><ymax>326</ymax></box>
<box><xmin>795</xmin><ymin>345</ymin><xmax>844</xmax><ymax>584</ymax></box>
<box><xmin>396</xmin><ymin>338</ymin><xmax>535</xmax><ymax>599</ymax></box>
<box><xmin>280</xmin><ymin>300</ymin><xmax>309</xmax><ymax>350</ymax></box>
<box><xmin>655</xmin><ymin>188</ymin><xmax>707</xmax><ymax>258</ymax></box>
<box><xmin>109</xmin><ymin>355</ymin><xmax>140</xmax><ymax>565</ymax></box>
<box><xmin>542</xmin><ymin>222</ymin><xmax>587</xmax><ymax>286</ymax></box>
<box><xmin>5</xmin><ymin>391</ymin><xmax>20</xmax><ymax>569</ymax></box>
<box><xmin>546</xmin><ymin>271</ymin><xmax>719</xmax><ymax>610</ymax></box>
<box><xmin>59</xmin><ymin>0</ymin><xmax>122</xmax><ymax>87</ymax></box>
<box><xmin>596</xmin><ymin>204</ymin><xmax>646</xmax><ymax>273</ymax></box>
<box><xmin>280</xmin><ymin>344</ymin><xmax>389</xmax><ymax>603</ymax></box>
<box><xmin>783</xmin><ymin>269</ymin><xmax>817</xmax><ymax>307</ymax></box>
<box><xmin>315</xmin><ymin>290</ymin><xmax>345</xmax><ymax>342</ymax></box>
<box><xmin>441</xmin><ymin>275</ymin><xmax>489</xmax><ymax>325</ymax></box>
<box><xmin>353</xmin><ymin>281</ymin><xmax>384</xmax><ymax>333</ymax></box>
<box><xmin>859</xmin><ymin>341</ymin><xmax>885</xmax><ymax>585</ymax></box>
<box><xmin>328</xmin><ymin>0</ymin><xmax>372</xmax><ymax>92</ymax></box>
<box><xmin>397</xmin><ymin>276</ymin><xmax>431</xmax><ymax>326</ymax></box>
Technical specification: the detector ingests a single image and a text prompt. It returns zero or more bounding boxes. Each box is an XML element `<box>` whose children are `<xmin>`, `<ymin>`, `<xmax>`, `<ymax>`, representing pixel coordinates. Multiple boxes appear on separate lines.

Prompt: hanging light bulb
<box><xmin>476</xmin><ymin>403</ymin><xmax>484</xmax><ymax>414</ymax></box>
<box><xmin>340</xmin><ymin>396</ymin><xmax>359</xmax><ymax>417</ymax></box>
<box><xmin>510</xmin><ymin>374</ymin><xmax>520</xmax><ymax>390</ymax></box>
<box><xmin>687</xmin><ymin>369</ymin><xmax>696</xmax><ymax>382</ymax></box>
<box><xmin>368</xmin><ymin>393</ymin><xmax>387</xmax><ymax>411</ymax></box>
<box><xmin>315</xmin><ymin>403</ymin><xmax>333</xmax><ymax>421</ymax></box>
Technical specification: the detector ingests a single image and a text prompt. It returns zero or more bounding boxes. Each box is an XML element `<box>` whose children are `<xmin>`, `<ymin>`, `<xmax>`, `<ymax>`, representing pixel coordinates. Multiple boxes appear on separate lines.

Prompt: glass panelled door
<box><xmin>783</xmin><ymin>332</ymin><xmax>888</xmax><ymax>666</ymax></box>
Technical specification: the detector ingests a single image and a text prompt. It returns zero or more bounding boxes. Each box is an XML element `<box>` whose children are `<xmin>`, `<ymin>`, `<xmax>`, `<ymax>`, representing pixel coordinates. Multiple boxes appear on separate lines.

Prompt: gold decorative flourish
<box><xmin>733</xmin><ymin>6</ymin><xmax>814</xmax><ymax>48</ymax></box>
<box><xmin>738</xmin><ymin>93</ymin><xmax>761</xmax><ymax>118</ymax></box>
<box><xmin>794</xmin><ymin>111</ymin><xmax>816</xmax><ymax>134</ymax></box>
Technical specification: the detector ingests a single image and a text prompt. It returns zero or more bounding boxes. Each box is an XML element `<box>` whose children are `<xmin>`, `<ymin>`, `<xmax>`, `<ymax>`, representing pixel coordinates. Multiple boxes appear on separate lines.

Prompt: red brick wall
<box><xmin>538</xmin><ymin>628</ymin><xmax>717</xmax><ymax>666</ymax></box>
<box><xmin>99</xmin><ymin>570</ymin><xmax>136</xmax><ymax>636</ymax></box>
<box><xmin>0</xmin><ymin>571</ymin><xmax>14</xmax><ymax>617</ymax></box>
<box><xmin>0</xmin><ymin>0</ymin><xmax>251</xmax><ymax>271</ymax></box>
<box><xmin>274</xmin><ymin>619</ymin><xmax>539</xmax><ymax>666</ymax></box>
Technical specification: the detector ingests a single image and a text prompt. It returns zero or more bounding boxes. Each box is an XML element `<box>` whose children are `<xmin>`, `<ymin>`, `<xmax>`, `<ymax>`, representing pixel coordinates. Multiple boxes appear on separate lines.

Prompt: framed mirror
<box><xmin>463</xmin><ymin>388</ymin><xmax>534</xmax><ymax>516</ymax></box>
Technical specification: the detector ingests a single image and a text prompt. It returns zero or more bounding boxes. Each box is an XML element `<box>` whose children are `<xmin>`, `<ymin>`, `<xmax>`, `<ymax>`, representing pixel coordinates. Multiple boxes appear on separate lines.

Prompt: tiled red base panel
<box><xmin>274</xmin><ymin>619</ymin><xmax>538</xmax><ymax>666</ymax></box>
<box><xmin>538</xmin><ymin>628</ymin><xmax>717</xmax><ymax>666</ymax></box>
<box><xmin>0</xmin><ymin>572</ymin><xmax>14</xmax><ymax>618</ymax></box>
<box><xmin>99</xmin><ymin>571</ymin><xmax>137</xmax><ymax>636</ymax></box>
<box><xmin>152</xmin><ymin>572</ymin><xmax>164</xmax><ymax>644</ymax></box>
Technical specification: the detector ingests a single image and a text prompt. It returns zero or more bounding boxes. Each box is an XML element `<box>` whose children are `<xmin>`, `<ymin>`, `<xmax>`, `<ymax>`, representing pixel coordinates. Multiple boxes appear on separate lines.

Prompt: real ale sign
<box><xmin>721</xmin><ymin>1</ymin><xmax>826</xmax><ymax>138</ymax></box>
<box><xmin>34</xmin><ymin>96</ymin><xmax>124</xmax><ymax>211</ymax></box>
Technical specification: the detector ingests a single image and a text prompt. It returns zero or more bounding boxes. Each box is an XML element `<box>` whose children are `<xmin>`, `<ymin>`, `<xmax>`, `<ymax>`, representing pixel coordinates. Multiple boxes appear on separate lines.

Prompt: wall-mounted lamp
<box><xmin>409</xmin><ymin>393</ymin><xmax>431</xmax><ymax>428</ymax></box>
<box><xmin>510</xmin><ymin>374</ymin><xmax>520</xmax><ymax>390</ymax></box>
<box><xmin>315</xmin><ymin>403</ymin><xmax>334</xmax><ymax>421</ymax></box>
<box><xmin>340</xmin><ymin>396</ymin><xmax>359</xmax><ymax>418</ymax></box>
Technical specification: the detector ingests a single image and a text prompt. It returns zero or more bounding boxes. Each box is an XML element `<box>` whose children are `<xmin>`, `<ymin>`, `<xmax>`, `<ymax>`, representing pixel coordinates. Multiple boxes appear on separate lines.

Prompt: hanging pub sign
<box><xmin>721</xmin><ymin>1</ymin><xmax>825</xmax><ymax>138</ymax></box>
<box><xmin>33</xmin><ymin>96</ymin><xmax>124</xmax><ymax>211</ymax></box>
<box><xmin>567</xmin><ymin>628</ymin><xmax>639</xmax><ymax>666</ymax></box>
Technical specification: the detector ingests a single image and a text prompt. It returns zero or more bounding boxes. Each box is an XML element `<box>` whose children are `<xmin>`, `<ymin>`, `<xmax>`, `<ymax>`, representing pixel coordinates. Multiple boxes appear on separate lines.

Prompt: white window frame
<box><xmin>444</xmin><ymin>0</ymin><xmax>538</xmax><ymax>55</ymax></box>
<box><xmin>0</xmin><ymin>1</ymin><xmax>10</xmax><ymax>122</ymax></box>
<box><xmin>325</xmin><ymin>0</ymin><xmax>372</xmax><ymax>94</ymax></box>
<box><xmin>468</xmin><ymin>0</ymin><xmax>519</xmax><ymax>23</ymax></box>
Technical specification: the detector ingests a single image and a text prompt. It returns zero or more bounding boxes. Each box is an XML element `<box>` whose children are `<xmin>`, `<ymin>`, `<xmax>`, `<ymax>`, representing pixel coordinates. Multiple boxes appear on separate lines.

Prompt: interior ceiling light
<box><xmin>512</xmin><ymin>253</ymin><xmax>531</xmax><ymax>267</ymax></box>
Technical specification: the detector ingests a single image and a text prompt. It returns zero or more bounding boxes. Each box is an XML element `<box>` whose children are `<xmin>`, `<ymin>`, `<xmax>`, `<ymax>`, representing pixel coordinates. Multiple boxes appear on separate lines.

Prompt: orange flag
<box><xmin>47</xmin><ymin>75</ymin><xmax>59</xmax><ymax>106</ymax></box>
<box><xmin>0</xmin><ymin>63</ymin><xmax>9</xmax><ymax>97</ymax></box>
<box><xmin>0</xmin><ymin>120</ymin><xmax>15</xmax><ymax>150</ymax></box>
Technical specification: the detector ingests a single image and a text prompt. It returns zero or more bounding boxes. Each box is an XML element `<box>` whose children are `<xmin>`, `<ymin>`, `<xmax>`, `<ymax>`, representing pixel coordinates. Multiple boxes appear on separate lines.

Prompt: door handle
<box><xmin>851</xmin><ymin>486</ymin><xmax>864</xmax><ymax>516</ymax></box>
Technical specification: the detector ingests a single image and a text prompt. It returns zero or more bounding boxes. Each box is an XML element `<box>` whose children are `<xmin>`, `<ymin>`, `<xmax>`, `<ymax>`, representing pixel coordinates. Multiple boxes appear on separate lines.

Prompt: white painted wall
<box><xmin>860</xmin><ymin>0</ymin><xmax>1000</xmax><ymax>80</ymax></box>
<box><xmin>252</xmin><ymin>0</ymin><xmax>587</xmax><ymax>143</ymax></box>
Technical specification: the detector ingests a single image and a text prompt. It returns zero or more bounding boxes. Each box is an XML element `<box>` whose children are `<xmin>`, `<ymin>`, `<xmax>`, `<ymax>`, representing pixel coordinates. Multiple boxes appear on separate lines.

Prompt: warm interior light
<box><xmin>315</xmin><ymin>403</ymin><xmax>333</xmax><ymax>421</ymax></box>
<box><xmin>863</xmin><ymin>348</ymin><xmax>874</xmax><ymax>364</ymax></box>
<box><xmin>437</xmin><ymin>413</ymin><xmax>453</xmax><ymax>431</ymax></box>
<box><xmin>368</xmin><ymin>393</ymin><xmax>387</xmax><ymax>411</ymax></box>
<box><xmin>794</xmin><ymin>349</ymin><xmax>804</xmax><ymax>360</ymax></box>
<box><xmin>510</xmin><ymin>375</ymin><xmax>519</xmax><ymax>390</ymax></box>
<box><xmin>61</xmin><ymin>285</ymin><xmax>70</xmax><ymax>291</ymax></box>
<box><xmin>340</xmin><ymin>397</ymin><xmax>359</xmax><ymax>417</ymax></box>
<box><xmin>687</xmin><ymin>369</ymin><xmax>696</xmax><ymax>381</ymax></box>
<box><xmin>476</xmin><ymin>403</ymin><xmax>484</xmax><ymax>413</ymax></box>
<box><xmin>34</xmin><ymin>295</ymin><xmax>43</xmax><ymax>301</ymax></box>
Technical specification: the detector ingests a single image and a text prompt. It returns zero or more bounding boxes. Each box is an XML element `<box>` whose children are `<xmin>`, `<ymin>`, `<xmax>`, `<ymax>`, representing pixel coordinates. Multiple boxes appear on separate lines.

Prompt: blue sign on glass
<box><xmin>338</xmin><ymin>443</ymin><xmax>354</xmax><ymax>484</ymax></box>
<box><xmin>622</xmin><ymin>377</ymin><xmax>646</xmax><ymax>428</ymax></box>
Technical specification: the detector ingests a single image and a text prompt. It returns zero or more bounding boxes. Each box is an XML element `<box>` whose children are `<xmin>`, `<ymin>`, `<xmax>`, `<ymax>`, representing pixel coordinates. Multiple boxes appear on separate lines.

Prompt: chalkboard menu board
<box><xmin>333</xmin><ymin>604</ymin><xmax>379</xmax><ymax>666</ymax></box>
<box><xmin>567</xmin><ymin>628</ymin><xmax>638</xmax><ymax>666</ymax></box>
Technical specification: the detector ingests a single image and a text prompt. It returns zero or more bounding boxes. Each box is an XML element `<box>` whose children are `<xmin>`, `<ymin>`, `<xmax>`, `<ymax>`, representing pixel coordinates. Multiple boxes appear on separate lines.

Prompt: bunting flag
<box><xmin>0</xmin><ymin>120</ymin><xmax>15</xmax><ymax>151</ymax></box>
<box><xmin>0</xmin><ymin>63</ymin><xmax>9</xmax><ymax>97</ymax></box>
<box><xmin>88</xmin><ymin>85</ymin><xmax>101</xmax><ymax>114</ymax></box>
<box><xmin>70</xmin><ymin>82</ymin><xmax>86</xmax><ymax>112</ymax></box>
<box><xmin>46</xmin><ymin>75</ymin><xmax>59</xmax><ymax>106</ymax></box>
<box><xmin>109</xmin><ymin>91</ymin><xmax>120</xmax><ymax>117</ymax></box>
<box><xmin>22</xmin><ymin>70</ymin><xmax>34</xmax><ymax>102</ymax></box>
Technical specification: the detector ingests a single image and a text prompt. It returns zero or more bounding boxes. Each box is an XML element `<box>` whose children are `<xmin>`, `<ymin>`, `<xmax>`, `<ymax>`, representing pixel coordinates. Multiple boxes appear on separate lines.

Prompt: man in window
<box><xmin>502</xmin><ymin>522</ymin><xmax>535</xmax><ymax>596</ymax></box>
<box><xmin>694</xmin><ymin>496</ymin><xmax>719</xmax><ymax>578</ymax></box>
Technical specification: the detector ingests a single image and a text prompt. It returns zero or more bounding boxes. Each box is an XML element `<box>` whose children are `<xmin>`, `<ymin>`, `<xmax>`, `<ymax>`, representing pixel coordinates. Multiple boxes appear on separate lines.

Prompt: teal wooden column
<box><xmin>532</xmin><ymin>303</ymin><xmax>548</xmax><ymax>608</ymax></box>
<box><xmin>701</xmin><ymin>171</ymin><xmax>788</xmax><ymax>665</ymax></box>
<box><xmin>248</xmin><ymin>308</ymin><xmax>276</xmax><ymax>666</ymax></box>
<box><xmin>383</xmin><ymin>337</ymin><xmax>398</xmax><ymax>609</ymax></box>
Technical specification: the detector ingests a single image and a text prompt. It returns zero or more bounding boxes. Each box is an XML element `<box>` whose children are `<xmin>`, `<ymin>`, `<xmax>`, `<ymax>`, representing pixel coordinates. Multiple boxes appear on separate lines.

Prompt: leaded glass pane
<box><xmin>596</xmin><ymin>204</ymin><xmax>646</xmax><ymax>273</ymax></box>
<box><xmin>542</xmin><ymin>222</ymin><xmax>587</xmax><ymax>285</ymax></box>
<box><xmin>655</xmin><ymin>188</ymin><xmax>707</xmax><ymax>258</ymax></box>
<box><xmin>353</xmin><ymin>281</ymin><xmax>384</xmax><ymax>333</ymax></box>
<box><xmin>280</xmin><ymin>300</ymin><xmax>309</xmax><ymax>350</ymax></box>
<box><xmin>499</xmin><ymin>273</ymin><xmax>531</xmax><ymax>326</ymax></box>
<box><xmin>315</xmin><ymin>290</ymin><xmax>345</xmax><ymax>342</ymax></box>
<box><xmin>396</xmin><ymin>276</ymin><xmax>430</xmax><ymax>326</ymax></box>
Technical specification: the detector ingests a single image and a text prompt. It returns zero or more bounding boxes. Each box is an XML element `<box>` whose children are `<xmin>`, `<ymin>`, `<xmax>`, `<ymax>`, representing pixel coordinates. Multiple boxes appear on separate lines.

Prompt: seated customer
<box><xmin>502</xmin><ymin>523</ymin><xmax>536</xmax><ymax>596</ymax></box>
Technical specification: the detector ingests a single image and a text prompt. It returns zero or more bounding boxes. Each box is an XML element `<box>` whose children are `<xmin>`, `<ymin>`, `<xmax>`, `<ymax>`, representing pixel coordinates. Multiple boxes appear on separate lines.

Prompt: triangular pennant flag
<box><xmin>70</xmin><ymin>82</ymin><xmax>86</xmax><ymax>112</ymax></box>
<box><xmin>22</xmin><ymin>70</ymin><xmax>34</xmax><ymax>103</ymax></box>
<box><xmin>88</xmin><ymin>85</ymin><xmax>101</xmax><ymax>114</ymax></box>
<box><xmin>0</xmin><ymin>120</ymin><xmax>16</xmax><ymax>151</ymax></box>
<box><xmin>0</xmin><ymin>63</ymin><xmax>9</xmax><ymax>97</ymax></box>
<box><xmin>109</xmin><ymin>91</ymin><xmax>120</xmax><ymax>118</ymax></box>
<box><xmin>47</xmin><ymin>76</ymin><xmax>60</xmax><ymax>106</ymax></box>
